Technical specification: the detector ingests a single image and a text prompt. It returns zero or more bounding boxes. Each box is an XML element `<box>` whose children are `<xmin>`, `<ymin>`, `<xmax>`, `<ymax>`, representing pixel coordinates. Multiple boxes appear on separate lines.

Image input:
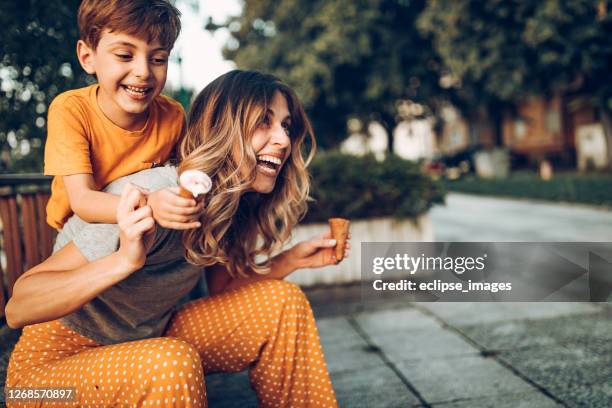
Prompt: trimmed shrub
<box><xmin>303</xmin><ymin>152</ymin><xmax>445</xmax><ymax>224</ymax></box>
<box><xmin>446</xmin><ymin>171</ymin><xmax>612</xmax><ymax>206</ymax></box>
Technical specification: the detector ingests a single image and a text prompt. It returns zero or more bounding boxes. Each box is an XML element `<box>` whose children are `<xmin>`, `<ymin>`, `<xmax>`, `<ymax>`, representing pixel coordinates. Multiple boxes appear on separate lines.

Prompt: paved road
<box><xmin>430</xmin><ymin>193</ymin><xmax>612</xmax><ymax>242</ymax></box>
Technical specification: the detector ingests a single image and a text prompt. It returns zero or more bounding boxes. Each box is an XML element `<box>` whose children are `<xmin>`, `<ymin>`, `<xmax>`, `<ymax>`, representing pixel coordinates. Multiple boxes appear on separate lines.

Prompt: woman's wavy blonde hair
<box><xmin>178</xmin><ymin>70</ymin><xmax>316</xmax><ymax>278</ymax></box>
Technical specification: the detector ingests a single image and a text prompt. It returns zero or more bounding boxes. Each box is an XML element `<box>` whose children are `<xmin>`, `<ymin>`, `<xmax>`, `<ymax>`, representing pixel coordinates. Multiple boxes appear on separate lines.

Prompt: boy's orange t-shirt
<box><xmin>44</xmin><ymin>84</ymin><xmax>186</xmax><ymax>229</ymax></box>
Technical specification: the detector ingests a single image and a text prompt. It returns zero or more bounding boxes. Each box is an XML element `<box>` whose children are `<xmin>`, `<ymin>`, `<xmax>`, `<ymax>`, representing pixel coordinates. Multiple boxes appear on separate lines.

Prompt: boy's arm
<box><xmin>63</xmin><ymin>173</ymin><xmax>120</xmax><ymax>223</ymax></box>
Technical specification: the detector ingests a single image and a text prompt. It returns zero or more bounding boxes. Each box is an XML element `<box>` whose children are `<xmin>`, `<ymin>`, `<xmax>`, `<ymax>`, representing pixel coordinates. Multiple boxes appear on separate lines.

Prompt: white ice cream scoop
<box><xmin>178</xmin><ymin>170</ymin><xmax>212</xmax><ymax>199</ymax></box>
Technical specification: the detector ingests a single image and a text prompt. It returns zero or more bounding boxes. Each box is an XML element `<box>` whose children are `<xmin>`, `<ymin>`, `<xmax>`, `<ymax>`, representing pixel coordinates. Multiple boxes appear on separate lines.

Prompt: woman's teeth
<box><xmin>257</xmin><ymin>155</ymin><xmax>282</xmax><ymax>166</ymax></box>
<box><xmin>256</xmin><ymin>155</ymin><xmax>282</xmax><ymax>175</ymax></box>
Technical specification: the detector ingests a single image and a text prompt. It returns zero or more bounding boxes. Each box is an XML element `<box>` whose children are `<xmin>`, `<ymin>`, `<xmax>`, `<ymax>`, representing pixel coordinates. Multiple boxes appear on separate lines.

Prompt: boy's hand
<box><xmin>147</xmin><ymin>187</ymin><xmax>203</xmax><ymax>230</ymax></box>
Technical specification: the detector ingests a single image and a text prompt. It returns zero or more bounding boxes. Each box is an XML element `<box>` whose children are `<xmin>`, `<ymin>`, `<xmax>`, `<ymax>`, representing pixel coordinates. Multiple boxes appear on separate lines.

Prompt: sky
<box><xmin>166</xmin><ymin>0</ymin><xmax>242</xmax><ymax>92</ymax></box>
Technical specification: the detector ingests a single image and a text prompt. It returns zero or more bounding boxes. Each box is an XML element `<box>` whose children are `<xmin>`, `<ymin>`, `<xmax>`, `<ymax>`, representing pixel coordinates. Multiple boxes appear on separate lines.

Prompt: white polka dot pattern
<box><xmin>6</xmin><ymin>279</ymin><xmax>338</xmax><ymax>407</ymax></box>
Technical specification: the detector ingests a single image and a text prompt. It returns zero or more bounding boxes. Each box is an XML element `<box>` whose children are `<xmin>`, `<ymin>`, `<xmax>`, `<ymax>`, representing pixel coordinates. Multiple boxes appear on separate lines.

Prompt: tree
<box><xmin>0</xmin><ymin>0</ymin><xmax>89</xmax><ymax>173</ymax></box>
<box><xmin>219</xmin><ymin>0</ymin><xmax>446</xmax><ymax>151</ymax></box>
<box><xmin>418</xmin><ymin>0</ymin><xmax>612</xmax><ymax>154</ymax></box>
<box><xmin>521</xmin><ymin>0</ymin><xmax>612</xmax><ymax>167</ymax></box>
<box><xmin>418</xmin><ymin>0</ymin><xmax>542</xmax><ymax>146</ymax></box>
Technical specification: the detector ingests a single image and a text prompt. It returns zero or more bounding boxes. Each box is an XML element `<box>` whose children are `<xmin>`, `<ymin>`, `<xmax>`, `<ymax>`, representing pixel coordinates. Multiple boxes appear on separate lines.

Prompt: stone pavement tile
<box><xmin>355</xmin><ymin>308</ymin><xmax>442</xmax><ymax>335</ymax></box>
<box><xmin>497</xmin><ymin>345</ymin><xmax>612</xmax><ymax>408</ymax></box>
<box><xmin>429</xmin><ymin>391</ymin><xmax>562</xmax><ymax>407</ymax></box>
<box><xmin>316</xmin><ymin>316</ymin><xmax>362</xmax><ymax>345</ymax></box>
<box><xmin>206</xmin><ymin>371</ymin><xmax>258</xmax><ymax>408</ymax></box>
<box><xmin>322</xmin><ymin>337</ymin><xmax>383</xmax><ymax>374</ymax></box>
<box><xmin>557</xmin><ymin>382</ymin><xmax>612</xmax><ymax>408</ymax></box>
<box><xmin>418</xmin><ymin>302</ymin><xmax>600</xmax><ymax>326</ymax></box>
<box><xmin>368</xmin><ymin>327</ymin><xmax>477</xmax><ymax>362</ymax></box>
<box><xmin>460</xmin><ymin>310</ymin><xmax>612</xmax><ymax>353</ymax></box>
<box><xmin>395</xmin><ymin>355</ymin><xmax>537</xmax><ymax>404</ymax></box>
<box><xmin>306</xmin><ymin>283</ymin><xmax>418</xmax><ymax>319</ymax></box>
<box><xmin>316</xmin><ymin>316</ymin><xmax>384</xmax><ymax>374</ymax></box>
<box><xmin>330</xmin><ymin>363</ymin><xmax>421</xmax><ymax>408</ymax></box>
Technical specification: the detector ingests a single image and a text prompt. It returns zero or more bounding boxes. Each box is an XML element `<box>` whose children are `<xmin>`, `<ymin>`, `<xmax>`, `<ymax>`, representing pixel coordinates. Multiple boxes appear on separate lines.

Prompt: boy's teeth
<box><xmin>124</xmin><ymin>85</ymin><xmax>149</xmax><ymax>94</ymax></box>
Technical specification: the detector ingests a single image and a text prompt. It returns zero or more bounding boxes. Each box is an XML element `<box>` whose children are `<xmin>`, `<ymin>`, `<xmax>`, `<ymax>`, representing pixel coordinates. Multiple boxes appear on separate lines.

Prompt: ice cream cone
<box><xmin>178</xmin><ymin>186</ymin><xmax>194</xmax><ymax>199</ymax></box>
<box><xmin>328</xmin><ymin>217</ymin><xmax>350</xmax><ymax>261</ymax></box>
<box><xmin>178</xmin><ymin>170</ymin><xmax>212</xmax><ymax>200</ymax></box>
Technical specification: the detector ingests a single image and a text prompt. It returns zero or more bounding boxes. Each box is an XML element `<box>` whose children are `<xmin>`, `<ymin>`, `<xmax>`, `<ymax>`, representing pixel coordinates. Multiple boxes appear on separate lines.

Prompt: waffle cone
<box><xmin>178</xmin><ymin>186</ymin><xmax>194</xmax><ymax>199</ymax></box>
<box><xmin>328</xmin><ymin>218</ymin><xmax>350</xmax><ymax>261</ymax></box>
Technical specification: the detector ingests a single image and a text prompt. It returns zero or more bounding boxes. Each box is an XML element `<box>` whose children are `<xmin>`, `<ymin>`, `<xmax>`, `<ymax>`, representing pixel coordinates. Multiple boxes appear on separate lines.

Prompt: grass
<box><xmin>445</xmin><ymin>171</ymin><xmax>612</xmax><ymax>206</ymax></box>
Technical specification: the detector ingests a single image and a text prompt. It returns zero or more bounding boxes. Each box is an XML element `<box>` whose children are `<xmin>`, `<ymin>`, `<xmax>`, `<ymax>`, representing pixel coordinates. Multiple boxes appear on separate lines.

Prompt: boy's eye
<box><xmin>115</xmin><ymin>54</ymin><xmax>132</xmax><ymax>60</ymax></box>
<box><xmin>151</xmin><ymin>57</ymin><xmax>168</xmax><ymax>65</ymax></box>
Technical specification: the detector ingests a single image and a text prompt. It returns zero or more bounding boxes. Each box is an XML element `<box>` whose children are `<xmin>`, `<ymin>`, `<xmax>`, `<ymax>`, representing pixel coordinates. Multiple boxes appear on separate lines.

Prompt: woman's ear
<box><xmin>76</xmin><ymin>40</ymin><xmax>96</xmax><ymax>75</ymax></box>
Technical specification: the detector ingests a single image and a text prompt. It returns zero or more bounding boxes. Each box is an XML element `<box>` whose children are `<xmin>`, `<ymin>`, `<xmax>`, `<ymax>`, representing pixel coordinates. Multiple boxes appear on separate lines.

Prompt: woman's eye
<box><xmin>282</xmin><ymin>123</ymin><xmax>291</xmax><ymax>135</ymax></box>
<box><xmin>151</xmin><ymin>57</ymin><xmax>168</xmax><ymax>65</ymax></box>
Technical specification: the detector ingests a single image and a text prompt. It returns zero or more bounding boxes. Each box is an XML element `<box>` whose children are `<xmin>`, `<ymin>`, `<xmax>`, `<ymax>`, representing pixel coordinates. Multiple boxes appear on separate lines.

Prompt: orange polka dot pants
<box><xmin>6</xmin><ymin>279</ymin><xmax>338</xmax><ymax>407</ymax></box>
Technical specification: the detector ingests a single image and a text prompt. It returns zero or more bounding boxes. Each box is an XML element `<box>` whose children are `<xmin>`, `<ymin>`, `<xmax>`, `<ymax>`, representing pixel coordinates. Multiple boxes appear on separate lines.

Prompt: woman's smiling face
<box><xmin>248</xmin><ymin>90</ymin><xmax>292</xmax><ymax>194</ymax></box>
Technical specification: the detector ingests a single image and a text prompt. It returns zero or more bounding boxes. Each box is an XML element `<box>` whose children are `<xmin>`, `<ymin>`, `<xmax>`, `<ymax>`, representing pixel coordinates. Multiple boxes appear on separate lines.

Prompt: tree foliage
<box><xmin>221</xmin><ymin>0</ymin><xmax>445</xmax><ymax>150</ymax></box>
<box><xmin>418</xmin><ymin>0</ymin><xmax>612</xmax><ymax>107</ymax></box>
<box><xmin>0</xmin><ymin>0</ymin><xmax>89</xmax><ymax>173</ymax></box>
<box><xmin>418</xmin><ymin>0</ymin><xmax>612</xmax><ymax>152</ymax></box>
<box><xmin>222</xmin><ymin>0</ymin><xmax>612</xmax><ymax>151</ymax></box>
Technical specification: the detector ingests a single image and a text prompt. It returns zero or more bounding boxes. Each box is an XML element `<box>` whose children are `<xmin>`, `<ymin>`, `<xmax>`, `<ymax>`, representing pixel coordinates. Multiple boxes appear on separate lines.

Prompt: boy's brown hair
<box><xmin>77</xmin><ymin>0</ymin><xmax>181</xmax><ymax>50</ymax></box>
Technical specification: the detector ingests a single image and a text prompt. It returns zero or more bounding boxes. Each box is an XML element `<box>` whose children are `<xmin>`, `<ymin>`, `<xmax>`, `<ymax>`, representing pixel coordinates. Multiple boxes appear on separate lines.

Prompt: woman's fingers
<box><xmin>124</xmin><ymin>205</ymin><xmax>153</xmax><ymax>225</ymax></box>
<box><xmin>309</xmin><ymin>237</ymin><xmax>337</xmax><ymax>249</ymax></box>
<box><xmin>132</xmin><ymin>216</ymin><xmax>155</xmax><ymax>236</ymax></box>
<box><xmin>117</xmin><ymin>184</ymin><xmax>138</xmax><ymax>217</ymax></box>
<box><xmin>318</xmin><ymin>230</ymin><xmax>333</xmax><ymax>240</ymax></box>
<box><xmin>118</xmin><ymin>185</ymin><xmax>147</xmax><ymax>223</ymax></box>
<box><xmin>120</xmin><ymin>206</ymin><xmax>153</xmax><ymax>237</ymax></box>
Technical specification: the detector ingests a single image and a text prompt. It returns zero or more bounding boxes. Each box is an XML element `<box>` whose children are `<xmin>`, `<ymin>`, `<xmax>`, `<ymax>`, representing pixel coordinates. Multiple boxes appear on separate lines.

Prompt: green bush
<box><xmin>302</xmin><ymin>152</ymin><xmax>445</xmax><ymax>224</ymax></box>
<box><xmin>446</xmin><ymin>172</ymin><xmax>612</xmax><ymax>206</ymax></box>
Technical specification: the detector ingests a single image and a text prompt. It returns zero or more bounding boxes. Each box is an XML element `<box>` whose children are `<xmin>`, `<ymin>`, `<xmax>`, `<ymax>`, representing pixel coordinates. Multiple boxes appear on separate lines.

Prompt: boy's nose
<box><xmin>132</xmin><ymin>57</ymin><xmax>151</xmax><ymax>79</ymax></box>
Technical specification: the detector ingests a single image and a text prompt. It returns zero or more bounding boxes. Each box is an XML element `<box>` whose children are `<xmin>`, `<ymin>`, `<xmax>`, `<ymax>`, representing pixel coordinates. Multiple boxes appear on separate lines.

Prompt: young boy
<box><xmin>44</xmin><ymin>0</ymin><xmax>201</xmax><ymax>231</ymax></box>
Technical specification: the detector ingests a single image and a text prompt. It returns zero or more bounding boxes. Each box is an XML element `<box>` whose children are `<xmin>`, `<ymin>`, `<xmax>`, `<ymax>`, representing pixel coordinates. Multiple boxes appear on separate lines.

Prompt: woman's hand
<box><xmin>117</xmin><ymin>183</ymin><xmax>156</xmax><ymax>272</ymax></box>
<box><xmin>288</xmin><ymin>231</ymin><xmax>351</xmax><ymax>270</ymax></box>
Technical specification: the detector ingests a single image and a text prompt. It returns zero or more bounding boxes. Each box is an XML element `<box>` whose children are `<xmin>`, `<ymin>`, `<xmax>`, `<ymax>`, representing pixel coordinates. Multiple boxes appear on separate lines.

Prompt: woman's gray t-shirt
<box><xmin>54</xmin><ymin>165</ymin><xmax>203</xmax><ymax>345</ymax></box>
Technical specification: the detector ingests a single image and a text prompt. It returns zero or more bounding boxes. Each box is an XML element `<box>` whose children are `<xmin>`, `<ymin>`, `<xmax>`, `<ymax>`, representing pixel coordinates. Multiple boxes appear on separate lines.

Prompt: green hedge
<box><xmin>446</xmin><ymin>171</ymin><xmax>612</xmax><ymax>206</ymax></box>
<box><xmin>302</xmin><ymin>152</ymin><xmax>445</xmax><ymax>224</ymax></box>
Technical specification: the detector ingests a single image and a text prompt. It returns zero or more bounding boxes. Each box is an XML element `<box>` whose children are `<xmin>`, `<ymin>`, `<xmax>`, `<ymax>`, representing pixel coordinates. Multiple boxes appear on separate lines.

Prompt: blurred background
<box><xmin>2</xmin><ymin>1</ymin><xmax>612</xmax><ymax>214</ymax></box>
<box><xmin>1</xmin><ymin>2</ymin><xmax>612</xmax><ymax>406</ymax></box>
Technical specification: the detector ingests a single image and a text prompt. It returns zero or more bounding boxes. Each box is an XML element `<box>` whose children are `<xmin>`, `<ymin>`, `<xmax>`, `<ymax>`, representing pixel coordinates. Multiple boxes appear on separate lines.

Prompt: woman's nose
<box><xmin>270</xmin><ymin>123</ymin><xmax>290</xmax><ymax>147</ymax></box>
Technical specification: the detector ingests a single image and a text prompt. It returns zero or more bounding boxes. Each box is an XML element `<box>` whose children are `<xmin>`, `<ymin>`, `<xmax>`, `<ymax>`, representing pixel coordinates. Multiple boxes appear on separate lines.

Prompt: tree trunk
<box><xmin>378</xmin><ymin>112</ymin><xmax>396</xmax><ymax>154</ymax></box>
<box><xmin>492</xmin><ymin>110</ymin><xmax>504</xmax><ymax>147</ymax></box>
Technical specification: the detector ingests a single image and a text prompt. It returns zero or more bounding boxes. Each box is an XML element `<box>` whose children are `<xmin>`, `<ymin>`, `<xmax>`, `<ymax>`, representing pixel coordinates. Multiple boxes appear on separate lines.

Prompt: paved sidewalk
<box><xmin>206</xmin><ymin>285</ymin><xmax>611</xmax><ymax>408</ymax></box>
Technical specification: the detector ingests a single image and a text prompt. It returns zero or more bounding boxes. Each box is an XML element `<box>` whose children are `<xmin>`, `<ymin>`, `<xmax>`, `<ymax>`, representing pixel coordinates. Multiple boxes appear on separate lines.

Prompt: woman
<box><xmin>5</xmin><ymin>70</ymin><xmax>346</xmax><ymax>407</ymax></box>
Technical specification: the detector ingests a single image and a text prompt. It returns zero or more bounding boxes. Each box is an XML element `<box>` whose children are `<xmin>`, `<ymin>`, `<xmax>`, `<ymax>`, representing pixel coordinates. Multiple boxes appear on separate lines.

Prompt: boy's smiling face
<box><xmin>77</xmin><ymin>30</ymin><xmax>169</xmax><ymax>130</ymax></box>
